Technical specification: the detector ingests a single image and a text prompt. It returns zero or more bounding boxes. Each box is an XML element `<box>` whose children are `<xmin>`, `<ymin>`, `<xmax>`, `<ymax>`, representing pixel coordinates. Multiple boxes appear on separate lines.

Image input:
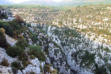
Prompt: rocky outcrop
<box><xmin>5</xmin><ymin>34</ymin><xmax>17</xmax><ymax>46</ymax></box>
<box><xmin>0</xmin><ymin>66</ymin><xmax>13</xmax><ymax>74</ymax></box>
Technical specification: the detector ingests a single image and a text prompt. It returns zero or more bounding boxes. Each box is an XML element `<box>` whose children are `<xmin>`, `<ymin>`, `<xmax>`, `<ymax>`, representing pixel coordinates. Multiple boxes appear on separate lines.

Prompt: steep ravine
<box><xmin>36</xmin><ymin>25</ymin><xmax>111</xmax><ymax>74</ymax></box>
<box><xmin>46</xmin><ymin>26</ymin><xmax>93</xmax><ymax>74</ymax></box>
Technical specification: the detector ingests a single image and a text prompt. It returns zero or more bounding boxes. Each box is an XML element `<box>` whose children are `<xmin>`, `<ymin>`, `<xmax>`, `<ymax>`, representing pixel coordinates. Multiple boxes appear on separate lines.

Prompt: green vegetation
<box><xmin>75</xmin><ymin>50</ymin><xmax>95</xmax><ymax>68</ymax></box>
<box><xmin>44</xmin><ymin>64</ymin><xmax>58</xmax><ymax>74</ymax></box>
<box><xmin>11</xmin><ymin>61</ymin><xmax>22</xmax><ymax>69</ymax></box>
<box><xmin>0</xmin><ymin>20</ymin><xmax>24</xmax><ymax>37</ymax></box>
<box><xmin>6</xmin><ymin>39</ymin><xmax>28</xmax><ymax>57</ymax></box>
<box><xmin>64</xmin><ymin>28</ymin><xmax>80</xmax><ymax>37</ymax></box>
<box><xmin>103</xmin><ymin>47</ymin><xmax>111</xmax><ymax>52</ymax></box>
<box><xmin>44</xmin><ymin>64</ymin><xmax>51</xmax><ymax>73</ymax></box>
<box><xmin>0</xmin><ymin>20</ymin><xmax>14</xmax><ymax>37</ymax></box>
<box><xmin>18</xmin><ymin>52</ymin><xmax>30</xmax><ymax>68</ymax></box>
<box><xmin>31</xmin><ymin>33</ymin><xmax>38</xmax><ymax>43</ymax></box>
<box><xmin>28</xmin><ymin>45</ymin><xmax>46</xmax><ymax>61</ymax></box>
<box><xmin>94</xmin><ymin>64</ymin><xmax>107</xmax><ymax>74</ymax></box>
<box><xmin>6</xmin><ymin>46</ymin><xmax>24</xmax><ymax>57</ymax></box>
<box><xmin>18</xmin><ymin>52</ymin><xmax>28</xmax><ymax>62</ymax></box>
<box><xmin>11</xmin><ymin>61</ymin><xmax>23</xmax><ymax>74</ymax></box>
<box><xmin>16</xmin><ymin>39</ymin><xmax>28</xmax><ymax>49</ymax></box>
<box><xmin>80</xmin><ymin>51</ymin><xmax>95</xmax><ymax>67</ymax></box>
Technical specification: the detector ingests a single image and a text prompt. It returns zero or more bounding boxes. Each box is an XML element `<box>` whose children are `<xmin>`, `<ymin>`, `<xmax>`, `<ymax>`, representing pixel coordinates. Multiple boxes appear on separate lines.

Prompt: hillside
<box><xmin>0</xmin><ymin>5</ymin><xmax>111</xmax><ymax>74</ymax></box>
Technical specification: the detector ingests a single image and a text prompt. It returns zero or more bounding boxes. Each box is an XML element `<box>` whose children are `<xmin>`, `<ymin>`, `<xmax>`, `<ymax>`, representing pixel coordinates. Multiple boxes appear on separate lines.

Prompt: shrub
<box><xmin>14</xmin><ymin>15</ymin><xmax>24</xmax><ymax>23</ymax></box>
<box><xmin>0</xmin><ymin>29</ymin><xmax>8</xmax><ymax>48</ymax></box>
<box><xmin>30</xmin><ymin>55</ymin><xmax>35</xmax><ymax>59</ymax></box>
<box><xmin>0</xmin><ymin>58</ymin><xmax>9</xmax><ymax>66</ymax></box>
<box><xmin>18</xmin><ymin>52</ymin><xmax>30</xmax><ymax>68</ymax></box>
<box><xmin>103</xmin><ymin>47</ymin><xmax>111</xmax><ymax>52</ymax></box>
<box><xmin>16</xmin><ymin>39</ymin><xmax>28</xmax><ymax>49</ymax></box>
<box><xmin>94</xmin><ymin>64</ymin><xmax>107</xmax><ymax>74</ymax></box>
<box><xmin>44</xmin><ymin>64</ymin><xmax>51</xmax><ymax>73</ymax></box>
<box><xmin>6</xmin><ymin>46</ymin><xmax>24</xmax><ymax>57</ymax></box>
<box><xmin>0</xmin><ymin>21</ymin><xmax>14</xmax><ymax>37</ymax></box>
<box><xmin>29</xmin><ymin>72</ymin><xmax>35</xmax><ymax>74</ymax></box>
<box><xmin>22</xmin><ymin>60</ymin><xmax>30</xmax><ymax>68</ymax></box>
<box><xmin>31</xmin><ymin>34</ymin><xmax>38</xmax><ymax>43</ymax></box>
<box><xmin>18</xmin><ymin>52</ymin><xmax>28</xmax><ymax>61</ymax></box>
<box><xmin>28</xmin><ymin>45</ymin><xmax>45</xmax><ymax>61</ymax></box>
<box><xmin>8</xmin><ymin>20</ymin><xmax>22</xmax><ymax>30</ymax></box>
<box><xmin>8</xmin><ymin>20</ymin><xmax>23</xmax><ymax>38</ymax></box>
<box><xmin>51</xmin><ymin>69</ymin><xmax>58</xmax><ymax>74</ymax></box>
<box><xmin>0</xmin><ymin>20</ymin><xmax>24</xmax><ymax>38</ymax></box>
<box><xmin>77</xmin><ymin>50</ymin><xmax>95</xmax><ymax>67</ymax></box>
<box><xmin>6</xmin><ymin>38</ymin><xmax>27</xmax><ymax>57</ymax></box>
<box><xmin>0</xmin><ymin>28</ymin><xmax>5</xmax><ymax>33</ymax></box>
<box><xmin>11</xmin><ymin>61</ymin><xmax>23</xmax><ymax>73</ymax></box>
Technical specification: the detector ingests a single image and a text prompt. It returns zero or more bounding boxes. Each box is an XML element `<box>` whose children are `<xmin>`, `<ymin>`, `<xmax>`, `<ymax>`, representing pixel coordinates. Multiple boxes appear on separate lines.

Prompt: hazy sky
<box><xmin>0</xmin><ymin>0</ymin><xmax>110</xmax><ymax>5</ymax></box>
<box><xmin>9</xmin><ymin>0</ymin><xmax>74</xmax><ymax>3</ymax></box>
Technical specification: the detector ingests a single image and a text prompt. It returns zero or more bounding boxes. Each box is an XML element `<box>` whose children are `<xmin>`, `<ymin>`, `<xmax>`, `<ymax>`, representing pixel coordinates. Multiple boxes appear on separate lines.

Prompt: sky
<box><xmin>8</xmin><ymin>0</ymin><xmax>107</xmax><ymax>3</ymax></box>
<box><xmin>11</xmin><ymin>0</ymin><xmax>68</xmax><ymax>3</ymax></box>
<box><xmin>6</xmin><ymin>0</ymin><xmax>74</xmax><ymax>4</ymax></box>
<box><xmin>0</xmin><ymin>0</ymin><xmax>110</xmax><ymax>5</ymax></box>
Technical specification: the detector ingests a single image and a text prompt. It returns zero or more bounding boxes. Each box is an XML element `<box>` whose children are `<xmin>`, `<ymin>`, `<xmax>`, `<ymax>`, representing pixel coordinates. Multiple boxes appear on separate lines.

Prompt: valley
<box><xmin>0</xmin><ymin>4</ymin><xmax>111</xmax><ymax>74</ymax></box>
<box><xmin>10</xmin><ymin>5</ymin><xmax>111</xmax><ymax>45</ymax></box>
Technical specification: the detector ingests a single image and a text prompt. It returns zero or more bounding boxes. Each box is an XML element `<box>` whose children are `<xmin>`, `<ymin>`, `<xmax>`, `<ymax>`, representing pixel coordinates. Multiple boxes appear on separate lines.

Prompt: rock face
<box><xmin>0</xmin><ymin>48</ymin><xmax>14</xmax><ymax>74</ymax></box>
<box><xmin>22</xmin><ymin>58</ymin><xmax>41</xmax><ymax>74</ymax></box>
<box><xmin>5</xmin><ymin>34</ymin><xmax>17</xmax><ymax>46</ymax></box>
<box><xmin>0</xmin><ymin>66</ymin><xmax>13</xmax><ymax>74</ymax></box>
<box><xmin>0</xmin><ymin>48</ymin><xmax>16</xmax><ymax>63</ymax></box>
<box><xmin>0</xmin><ymin>7</ymin><xmax>58</xmax><ymax>74</ymax></box>
<box><xmin>27</xmin><ymin>24</ymin><xmax>111</xmax><ymax>74</ymax></box>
